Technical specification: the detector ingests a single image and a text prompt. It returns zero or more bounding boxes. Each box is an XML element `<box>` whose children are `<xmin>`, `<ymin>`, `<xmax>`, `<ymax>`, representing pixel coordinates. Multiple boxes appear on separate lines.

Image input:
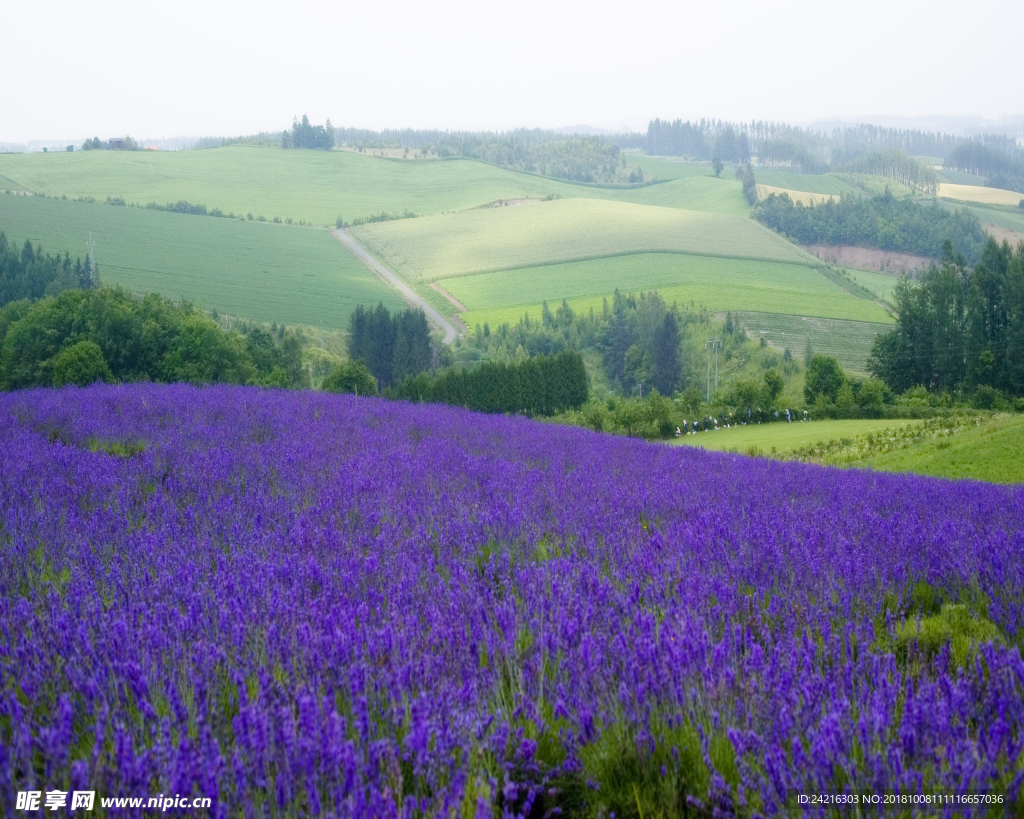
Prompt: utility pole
<box><xmin>704</xmin><ymin>339</ymin><xmax>722</xmax><ymax>401</ymax></box>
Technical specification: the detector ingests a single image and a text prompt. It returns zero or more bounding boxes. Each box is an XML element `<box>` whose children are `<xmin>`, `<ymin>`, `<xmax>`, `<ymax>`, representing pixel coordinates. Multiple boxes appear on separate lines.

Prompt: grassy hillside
<box><xmin>842</xmin><ymin>268</ymin><xmax>904</xmax><ymax>305</ymax></box>
<box><xmin>0</xmin><ymin>193</ymin><xmax>404</xmax><ymax>329</ymax></box>
<box><xmin>752</xmin><ymin>172</ymin><xmax>858</xmax><ymax>195</ymax></box>
<box><xmin>0</xmin><ymin>148</ymin><xmax>598</xmax><ymax>225</ymax></box>
<box><xmin>935</xmin><ymin>169</ymin><xmax>987</xmax><ymax>186</ymax></box>
<box><xmin>448</xmin><ymin>253</ymin><xmax>893</xmax><ymax>330</ymax></box>
<box><xmin>670</xmin><ymin>418</ymin><xmax>923</xmax><ymax>453</ymax></box>
<box><xmin>0</xmin><ymin>147</ymin><xmax>752</xmax><ymax>227</ymax></box>
<box><xmin>597</xmin><ymin>176</ymin><xmax>750</xmax><ymax>216</ymax></box>
<box><xmin>860</xmin><ymin>414</ymin><xmax>1024</xmax><ymax>483</ymax></box>
<box><xmin>732</xmin><ymin>311</ymin><xmax>892</xmax><ymax>372</ymax></box>
<box><xmin>938</xmin><ymin>183</ymin><xmax>1023</xmax><ymax>207</ymax></box>
<box><xmin>350</xmin><ymin>198</ymin><xmax>816</xmax><ymax>283</ymax></box>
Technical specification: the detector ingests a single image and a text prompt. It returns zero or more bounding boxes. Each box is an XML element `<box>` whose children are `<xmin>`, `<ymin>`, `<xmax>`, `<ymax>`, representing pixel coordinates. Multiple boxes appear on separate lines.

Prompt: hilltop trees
<box><xmin>283</xmin><ymin>115</ymin><xmax>334</xmax><ymax>150</ymax></box>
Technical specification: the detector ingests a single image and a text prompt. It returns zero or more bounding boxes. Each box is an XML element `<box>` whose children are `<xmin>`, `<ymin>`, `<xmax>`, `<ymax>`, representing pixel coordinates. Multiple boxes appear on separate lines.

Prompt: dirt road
<box><xmin>332</xmin><ymin>228</ymin><xmax>459</xmax><ymax>344</ymax></box>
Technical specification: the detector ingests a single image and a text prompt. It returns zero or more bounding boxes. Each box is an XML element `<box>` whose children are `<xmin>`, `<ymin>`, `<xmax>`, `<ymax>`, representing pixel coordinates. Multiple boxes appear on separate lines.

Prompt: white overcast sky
<box><xmin>3</xmin><ymin>0</ymin><xmax>1022</xmax><ymax>143</ymax></box>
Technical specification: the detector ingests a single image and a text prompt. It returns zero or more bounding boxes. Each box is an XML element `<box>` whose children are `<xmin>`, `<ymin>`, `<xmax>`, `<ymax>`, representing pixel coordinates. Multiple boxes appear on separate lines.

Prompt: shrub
<box><xmin>50</xmin><ymin>340</ymin><xmax>112</xmax><ymax>387</ymax></box>
<box><xmin>322</xmin><ymin>360</ymin><xmax>377</xmax><ymax>396</ymax></box>
<box><xmin>894</xmin><ymin>604</ymin><xmax>1002</xmax><ymax>669</ymax></box>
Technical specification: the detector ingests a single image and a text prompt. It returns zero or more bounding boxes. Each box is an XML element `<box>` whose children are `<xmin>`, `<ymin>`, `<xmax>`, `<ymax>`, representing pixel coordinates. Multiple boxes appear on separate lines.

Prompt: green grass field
<box><xmin>622</xmin><ymin>155</ymin><xmax>720</xmax><ymax>180</ymax></box>
<box><xmin>669</xmin><ymin>418</ymin><xmax>923</xmax><ymax>452</ymax></box>
<box><xmin>597</xmin><ymin>176</ymin><xmax>750</xmax><ymax>216</ymax></box>
<box><xmin>0</xmin><ymin>147</ymin><xmax>754</xmax><ymax>227</ymax></box>
<box><xmin>860</xmin><ymin>414</ymin><xmax>1024</xmax><ymax>483</ymax></box>
<box><xmin>732</xmin><ymin>311</ymin><xmax>891</xmax><ymax>372</ymax></box>
<box><xmin>842</xmin><ymin>268</ymin><xmax>905</xmax><ymax>305</ymax></box>
<box><xmin>752</xmin><ymin>172</ymin><xmax>858</xmax><ymax>195</ymax></box>
<box><xmin>0</xmin><ymin>148</ymin><xmax>604</xmax><ymax>226</ymax></box>
<box><xmin>350</xmin><ymin>198</ymin><xmax>817</xmax><ymax>283</ymax></box>
<box><xmin>935</xmin><ymin>169</ymin><xmax>988</xmax><ymax>186</ymax></box>
<box><xmin>448</xmin><ymin>253</ymin><xmax>893</xmax><ymax>330</ymax></box>
<box><xmin>964</xmin><ymin>205</ymin><xmax>1024</xmax><ymax>233</ymax></box>
<box><xmin>0</xmin><ymin>193</ymin><xmax>404</xmax><ymax>329</ymax></box>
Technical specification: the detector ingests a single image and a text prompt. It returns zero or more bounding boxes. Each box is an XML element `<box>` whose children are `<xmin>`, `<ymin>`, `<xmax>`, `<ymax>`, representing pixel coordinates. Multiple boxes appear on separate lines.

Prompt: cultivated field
<box><xmin>751</xmin><ymin>171</ymin><xmax>857</xmax><ymax>195</ymax></box>
<box><xmin>0</xmin><ymin>193</ymin><xmax>404</xmax><ymax>328</ymax></box>
<box><xmin>938</xmin><ymin>182</ymin><xmax>1024</xmax><ymax>207</ymax></box>
<box><xmin>671</xmin><ymin>418</ymin><xmax>923</xmax><ymax>452</ymax></box>
<box><xmin>935</xmin><ymin>169</ymin><xmax>988</xmax><ymax>186</ymax></box>
<box><xmin>446</xmin><ymin>253</ymin><xmax>894</xmax><ymax>330</ymax></box>
<box><xmin>0</xmin><ymin>147</ymin><xmax>752</xmax><ymax>228</ymax></box>
<box><xmin>0</xmin><ymin>148</ymin><xmax>595</xmax><ymax>225</ymax></box>
<box><xmin>732</xmin><ymin>310</ymin><xmax>892</xmax><ymax>372</ymax></box>
<box><xmin>841</xmin><ymin>268</ymin><xmax>905</xmax><ymax>304</ymax></box>
<box><xmin>598</xmin><ymin>175</ymin><xmax>750</xmax><ymax>216</ymax></box>
<box><xmin>755</xmin><ymin>184</ymin><xmax>839</xmax><ymax>206</ymax></box>
<box><xmin>350</xmin><ymin>198</ymin><xmax>817</xmax><ymax>283</ymax></box>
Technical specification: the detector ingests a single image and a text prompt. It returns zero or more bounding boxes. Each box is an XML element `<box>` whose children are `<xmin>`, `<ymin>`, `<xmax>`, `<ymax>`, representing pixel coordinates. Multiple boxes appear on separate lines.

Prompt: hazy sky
<box><xmin>4</xmin><ymin>0</ymin><xmax>1022</xmax><ymax>143</ymax></box>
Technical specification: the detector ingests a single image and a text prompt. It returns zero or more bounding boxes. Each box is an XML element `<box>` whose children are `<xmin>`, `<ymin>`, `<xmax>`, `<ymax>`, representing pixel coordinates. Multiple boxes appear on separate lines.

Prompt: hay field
<box><xmin>756</xmin><ymin>185</ymin><xmax>839</xmax><ymax>206</ymax></box>
<box><xmin>938</xmin><ymin>183</ymin><xmax>1024</xmax><ymax>207</ymax></box>
<box><xmin>0</xmin><ymin>193</ymin><xmax>404</xmax><ymax>328</ymax></box>
<box><xmin>448</xmin><ymin>253</ymin><xmax>893</xmax><ymax>331</ymax></box>
<box><xmin>350</xmin><ymin>198</ymin><xmax>815</xmax><ymax>283</ymax></box>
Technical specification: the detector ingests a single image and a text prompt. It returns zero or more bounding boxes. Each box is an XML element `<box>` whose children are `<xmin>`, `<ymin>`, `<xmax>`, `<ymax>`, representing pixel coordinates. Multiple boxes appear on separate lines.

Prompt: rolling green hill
<box><xmin>0</xmin><ymin>147</ymin><xmax>753</xmax><ymax>227</ymax></box>
<box><xmin>0</xmin><ymin>193</ymin><xmax>404</xmax><ymax>329</ymax></box>
<box><xmin>350</xmin><ymin>198</ymin><xmax>816</xmax><ymax>283</ymax></box>
<box><xmin>448</xmin><ymin>253</ymin><xmax>893</xmax><ymax>331</ymax></box>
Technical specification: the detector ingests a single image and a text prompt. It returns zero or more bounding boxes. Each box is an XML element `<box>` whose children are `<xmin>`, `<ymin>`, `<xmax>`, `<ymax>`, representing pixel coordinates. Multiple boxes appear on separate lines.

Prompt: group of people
<box><xmin>674</xmin><ymin>408</ymin><xmax>809</xmax><ymax>436</ymax></box>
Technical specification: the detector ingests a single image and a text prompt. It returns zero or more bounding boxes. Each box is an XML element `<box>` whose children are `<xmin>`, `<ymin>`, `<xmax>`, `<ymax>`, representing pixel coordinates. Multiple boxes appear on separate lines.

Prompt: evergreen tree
<box><xmin>652</xmin><ymin>312</ymin><xmax>681</xmax><ymax>396</ymax></box>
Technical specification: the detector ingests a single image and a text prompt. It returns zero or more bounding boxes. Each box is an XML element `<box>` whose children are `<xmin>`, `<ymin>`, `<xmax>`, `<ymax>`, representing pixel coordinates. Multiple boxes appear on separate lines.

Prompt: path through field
<box><xmin>332</xmin><ymin>228</ymin><xmax>459</xmax><ymax>343</ymax></box>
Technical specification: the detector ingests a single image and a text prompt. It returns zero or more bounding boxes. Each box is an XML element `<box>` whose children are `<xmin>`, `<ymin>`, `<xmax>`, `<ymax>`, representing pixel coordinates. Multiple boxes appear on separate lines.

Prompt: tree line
<box><xmin>389</xmin><ymin>350</ymin><xmax>588</xmax><ymax>417</ymax></box>
<box><xmin>283</xmin><ymin>115</ymin><xmax>334</xmax><ymax>150</ymax></box>
<box><xmin>869</xmin><ymin>238</ymin><xmax>1024</xmax><ymax>398</ymax></box>
<box><xmin>753</xmin><ymin>189</ymin><xmax>987</xmax><ymax>263</ymax></box>
<box><xmin>944</xmin><ymin>143</ymin><xmax>1024</xmax><ymax>194</ymax></box>
<box><xmin>348</xmin><ymin>303</ymin><xmax>434</xmax><ymax>389</ymax></box>
<box><xmin>1</xmin><ymin>233</ymin><xmax>97</xmax><ymax>308</ymax></box>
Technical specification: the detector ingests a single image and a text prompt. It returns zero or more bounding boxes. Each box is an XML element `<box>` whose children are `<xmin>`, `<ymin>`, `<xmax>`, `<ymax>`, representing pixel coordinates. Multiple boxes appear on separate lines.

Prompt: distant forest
<box><xmin>944</xmin><ymin>143</ymin><xmax>1024</xmax><ymax>194</ymax></box>
<box><xmin>753</xmin><ymin>190</ymin><xmax>987</xmax><ymax>263</ymax></box>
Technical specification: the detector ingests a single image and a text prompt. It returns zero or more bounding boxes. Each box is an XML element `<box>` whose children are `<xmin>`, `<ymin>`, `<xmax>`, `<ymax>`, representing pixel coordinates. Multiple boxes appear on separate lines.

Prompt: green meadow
<box><xmin>448</xmin><ymin>253</ymin><xmax>893</xmax><ymax>330</ymax></box>
<box><xmin>964</xmin><ymin>204</ymin><xmax>1024</xmax><ymax>233</ymax></box>
<box><xmin>0</xmin><ymin>148</ymin><xmax>595</xmax><ymax>225</ymax></box>
<box><xmin>842</xmin><ymin>268</ymin><xmax>905</xmax><ymax>305</ymax></box>
<box><xmin>752</xmin><ymin>172</ymin><xmax>858</xmax><ymax>195</ymax></box>
<box><xmin>0</xmin><ymin>147</ymin><xmax>749</xmax><ymax>227</ymax></box>
<box><xmin>860</xmin><ymin>414</ymin><xmax>1024</xmax><ymax>483</ymax></box>
<box><xmin>670</xmin><ymin>418</ymin><xmax>923</xmax><ymax>452</ymax></box>
<box><xmin>350</xmin><ymin>198</ymin><xmax>816</xmax><ymax>283</ymax></box>
<box><xmin>731</xmin><ymin>311</ymin><xmax>892</xmax><ymax>372</ymax></box>
<box><xmin>0</xmin><ymin>193</ymin><xmax>403</xmax><ymax>329</ymax></box>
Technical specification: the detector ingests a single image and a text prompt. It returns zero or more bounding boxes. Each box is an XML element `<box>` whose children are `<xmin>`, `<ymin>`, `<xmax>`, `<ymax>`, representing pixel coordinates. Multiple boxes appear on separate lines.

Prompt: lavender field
<box><xmin>1</xmin><ymin>384</ymin><xmax>1023</xmax><ymax>817</ymax></box>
